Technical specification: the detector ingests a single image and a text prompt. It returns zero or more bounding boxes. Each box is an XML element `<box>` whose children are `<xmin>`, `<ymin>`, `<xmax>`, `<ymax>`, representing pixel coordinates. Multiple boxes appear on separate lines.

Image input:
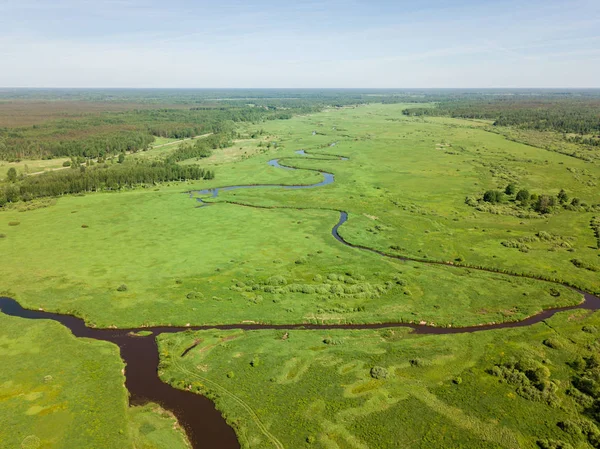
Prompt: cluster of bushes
<box><xmin>488</xmin><ymin>357</ymin><xmax>560</xmax><ymax>406</ymax></box>
<box><xmin>0</xmin><ymin>161</ymin><xmax>214</xmax><ymax>206</ymax></box>
<box><xmin>228</xmin><ymin>272</ymin><xmax>400</xmax><ymax>303</ymax></box>
<box><xmin>475</xmin><ymin>183</ymin><xmax>586</xmax><ymax>215</ymax></box>
<box><xmin>501</xmin><ymin>232</ymin><xmax>574</xmax><ymax>253</ymax></box>
<box><xmin>571</xmin><ymin>259</ymin><xmax>599</xmax><ymax>272</ymax></box>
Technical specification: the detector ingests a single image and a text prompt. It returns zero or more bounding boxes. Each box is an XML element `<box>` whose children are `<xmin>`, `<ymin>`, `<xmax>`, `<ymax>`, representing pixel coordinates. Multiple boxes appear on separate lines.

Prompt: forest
<box><xmin>402</xmin><ymin>95</ymin><xmax>600</xmax><ymax>136</ymax></box>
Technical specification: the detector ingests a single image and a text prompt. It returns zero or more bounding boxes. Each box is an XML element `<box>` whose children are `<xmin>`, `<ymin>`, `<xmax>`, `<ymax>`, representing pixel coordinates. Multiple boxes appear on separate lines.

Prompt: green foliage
<box><xmin>370</xmin><ymin>366</ymin><xmax>389</xmax><ymax>379</ymax></box>
<box><xmin>117</xmin><ymin>284</ymin><xmax>128</xmax><ymax>292</ymax></box>
<box><xmin>516</xmin><ymin>189</ymin><xmax>530</xmax><ymax>203</ymax></box>
<box><xmin>505</xmin><ymin>183</ymin><xmax>517</xmax><ymax>195</ymax></box>
<box><xmin>6</xmin><ymin>166</ymin><xmax>17</xmax><ymax>182</ymax></box>
<box><xmin>557</xmin><ymin>189</ymin><xmax>569</xmax><ymax>204</ymax></box>
<box><xmin>534</xmin><ymin>195</ymin><xmax>557</xmax><ymax>214</ymax></box>
<box><xmin>483</xmin><ymin>189</ymin><xmax>504</xmax><ymax>203</ymax></box>
<box><xmin>1</xmin><ymin>161</ymin><xmax>213</xmax><ymax>206</ymax></box>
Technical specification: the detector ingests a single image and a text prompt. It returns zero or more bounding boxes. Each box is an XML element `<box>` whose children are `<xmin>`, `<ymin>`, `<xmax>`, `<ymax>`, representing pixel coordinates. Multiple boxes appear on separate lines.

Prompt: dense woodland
<box><xmin>402</xmin><ymin>95</ymin><xmax>600</xmax><ymax>137</ymax></box>
<box><xmin>0</xmin><ymin>107</ymin><xmax>280</xmax><ymax>160</ymax></box>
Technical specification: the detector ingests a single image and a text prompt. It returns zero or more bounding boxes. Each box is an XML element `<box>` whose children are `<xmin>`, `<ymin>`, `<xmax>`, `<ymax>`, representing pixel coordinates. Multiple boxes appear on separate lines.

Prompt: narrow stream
<box><xmin>3</xmin><ymin>149</ymin><xmax>600</xmax><ymax>449</ymax></box>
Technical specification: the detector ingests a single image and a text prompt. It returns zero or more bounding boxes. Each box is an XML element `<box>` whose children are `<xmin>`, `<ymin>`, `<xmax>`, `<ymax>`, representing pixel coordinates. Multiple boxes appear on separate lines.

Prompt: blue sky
<box><xmin>1</xmin><ymin>0</ymin><xmax>599</xmax><ymax>87</ymax></box>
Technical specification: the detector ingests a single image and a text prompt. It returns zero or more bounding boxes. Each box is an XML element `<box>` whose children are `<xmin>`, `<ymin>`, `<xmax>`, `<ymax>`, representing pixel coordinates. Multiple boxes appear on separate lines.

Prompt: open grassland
<box><xmin>0</xmin><ymin>313</ymin><xmax>189</xmax><ymax>449</ymax></box>
<box><xmin>1</xmin><ymin>189</ymin><xmax>576</xmax><ymax>328</ymax></box>
<box><xmin>1</xmin><ymin>102</ymin><xmax>597</xmax><ymax>327</ymax></box>
<box><xmin>203</xmin><ymin>103</ymin><xmax>600</xmax><ymax>293</ymax></box>
<box><xmin>158</xmin><ymin>308</ymin><xmax>600</xmax><ymax>449</ymax></box>
<box><xmin>0</xmin><ymin>157</ymin><xmax>71</xmax><ymax>179</ymax></box>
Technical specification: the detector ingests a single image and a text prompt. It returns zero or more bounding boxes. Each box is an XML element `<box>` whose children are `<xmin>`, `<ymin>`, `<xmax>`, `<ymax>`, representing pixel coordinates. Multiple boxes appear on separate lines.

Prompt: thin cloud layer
<box><xmin>1</xmin><ymin>0</ymin><xmax>599</xmax><ymax>87</ymax></box>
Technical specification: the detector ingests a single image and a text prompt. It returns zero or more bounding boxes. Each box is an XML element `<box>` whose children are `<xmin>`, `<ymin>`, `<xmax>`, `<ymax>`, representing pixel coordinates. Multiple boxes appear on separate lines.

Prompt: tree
<box><xmin>6</xmin><ymin>167</ymin><xmax>17</xmax><ymax>183</ymax></box>
<box><xmin>505</xmin><ymin>183</ymin><xmax>517</xmax><ymax>195</ymax></box>
<box><xmin>483</xmin><ymin>190</ymin><xmax>504</xmax><ymax>204</ymax></box>
<box><xmin>516</xmin><ymin>189</ymin><xmax>530</xmax><ymax>204</ymax></box>
<box><xmin>571</xmin><ymin>197</ymin><xmax>581</xmax><ymax>206</ymax></box>
<box><xmin>557</xmin><ymin>189</ymin><xmax>569</xmax><ymax>204</ymax></box>
<box><xmin>118</xmin><ymin>153</ymin><xmax>126</xmax><ymax>164</ymax></box>
<box><xmin>534</xmin><ymin>195</ymin><xmax>555</xmax><ymax>214</ymax></box>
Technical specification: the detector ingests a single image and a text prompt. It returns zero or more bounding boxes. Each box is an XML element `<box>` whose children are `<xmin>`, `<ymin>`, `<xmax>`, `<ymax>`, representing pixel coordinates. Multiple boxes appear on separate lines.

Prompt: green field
<box><xmin>157</xmin><ymin>308</ymin><xmax>600</xmax><ymax>449</ymax></box>
<box><xmin>0</xmin><ymin>313</ymin><xmax>189</xmax><ymax>449</ymax></box>
<box><xmin>2</xmin><ymin>99</ymin><xmax>600</xmax><ymax>448</ymax></box>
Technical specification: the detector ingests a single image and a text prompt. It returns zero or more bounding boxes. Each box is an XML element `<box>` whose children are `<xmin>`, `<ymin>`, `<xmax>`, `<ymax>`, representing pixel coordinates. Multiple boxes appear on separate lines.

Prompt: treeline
<box><xmin>402</xmin><ymin>96</ymin><xmax>600</xmax><ymax>135</ymax></box>
<box><xmin>0</xmin><ymin>161</ymin><xmax>214</xmax><ymax>206</ymax></box>
<box><xmin>0</xmin><ymin>130</ymin><xmax>155</xmax><ymax>160</ymax></box>
<box><xmin>165</xmin><ymin>133</ymin><xmax>232</xmax><ymax>163</ymax></box>
<box><xmin>0</xmin><ymin>105</ymin><xmax>287</xmax><ymax>161</ymax></box>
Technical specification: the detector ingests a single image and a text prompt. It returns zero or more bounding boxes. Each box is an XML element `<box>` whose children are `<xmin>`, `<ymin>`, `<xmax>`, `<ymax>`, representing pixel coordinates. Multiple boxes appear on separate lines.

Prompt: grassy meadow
<box><xmin>0</xmin><ymin>313</ymin><xmax>189</xmax><ymax>449</ymax></box>
<box><xmin>2</xmin><ymin>103</ymin><xmax>598</xmax><ymax>328</ymax></box>
<box><xmin>2</xmin><ymin>99</ymin><xmax>600</xmax><ymax>449</ymax></box>
<box><xmin>157</xmin><ymin>308</ymin><xmax>600</xmax><ymax>449</ymax></box>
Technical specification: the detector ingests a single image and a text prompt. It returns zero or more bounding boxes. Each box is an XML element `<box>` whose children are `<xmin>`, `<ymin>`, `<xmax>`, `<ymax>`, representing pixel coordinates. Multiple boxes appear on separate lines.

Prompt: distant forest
<box><xmin>402</xmin><ymin>95</ymin><xmax>600</xmax><ymax>138</ymax></box>
<box><xmin>2</xmin><ymin>89</ymin><xmax>599</xmax><ymax>161</ymax></box>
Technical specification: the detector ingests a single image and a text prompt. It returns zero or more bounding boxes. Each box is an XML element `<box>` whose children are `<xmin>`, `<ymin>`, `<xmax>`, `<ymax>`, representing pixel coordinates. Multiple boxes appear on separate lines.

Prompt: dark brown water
<box><xmin>4</xmin><ymin>152</ymin><xmax>600</xmax><ymax>448</ymax></box>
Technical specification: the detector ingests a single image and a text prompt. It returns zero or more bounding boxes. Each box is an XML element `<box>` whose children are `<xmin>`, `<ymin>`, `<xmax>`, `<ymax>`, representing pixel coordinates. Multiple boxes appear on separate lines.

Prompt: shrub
<box><xmin>81</xmin><ymin>224</ymin><xmax>89</xmax><ymax>228</ymax></box>
<box><xmin>568</xmin><ymin>356</ymin><xmax>586</xmax><ymax>371</ymax></box>
<box><xmin>0</xmin><ymin>233</ymin><xmax>6</xmax><ymax>238</ymax></box>
<box><xmin>226</xmin><ymin>371</ymin><xmax>235</xmax><ymax>379</ymax></box>
<box><xmin>543</xmin><ymin>338</ymin><xmax>564</xmax><ymax>350</ymax></box>
<box><xmin>410</xmin><ymin>358</ymin><xmax>427</xmax><ymax>367</ymax></box>
<box><xmin>62</xmin><ymin>160</ymin><xmax>71</xmax><ymax>167</ymax></box>
<box><xmin>370</xmin><ymin>366</ymin><xmax>389</xmax><ymax>379</ymax></box>
<box><xmin>8</xmin><ymin>221</ymin><xmax>20</xmax><ymax>226</ymax></box>
<box><xmin>516</xmin><ymin>189</ymin><xmax>530</xmax><ymax>203</ymax></box>
<box><xmin>557</xmin><ymin>420</ymin><xmax>582</xmax><ymax>435</ymax></box>
<box><xmin>483</xmin><ymin>189</ymin><xmax>504</xmax><ymax>203</ymax></box>
<box><xmin>536</xmin><ymin>438</ymin><xmax>573</xmax><ymax>449</ymax></box>
<box><xmin>266</xmin><ymin>275</ymin><xmax>287</xmax><ymax>286</ymax></box>
<box><xmin>116</xmin><ymin>284</ymin><xmax>128</xmax><ymax>292</ymax></box>
<box><xmin>186</xmin><ymin>292</ymin><xmax>200</xmax><ymax>299</ymax></box>
<box><xmin>505</xmin><ymin>183</ymin><xmax>517</xmax><ymax>195</ymax></box>
<box><xmin>549</xmin><ymin>288</ymin><xmax>561</xmax><ymax>297</ymax></box>
<box><xmin>534</xmin><ymin>195</ymin><xmax>556</xmax><ymax>214</ymax></box>
<box><xmin>582</xmin><ymin>325</ymin><xmax>598</xmax><ymax>334</ymax></box>
<box><xmin>452</xmin><ymin>376</ymin><xmax>463</xmax><ymax>384</ymax></box>
<box><xmin>250</xmin><ymin>356</ymin><xmax>260</xmax><ymax>367</ymax></box>
<box><xmin>557</xmin><ymin>189</ymin><xmax>569</xmax><ymax>204</ymax></box>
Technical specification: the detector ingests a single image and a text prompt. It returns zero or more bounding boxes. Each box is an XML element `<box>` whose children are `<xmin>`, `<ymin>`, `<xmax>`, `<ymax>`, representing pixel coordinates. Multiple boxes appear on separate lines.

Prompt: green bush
<box><xmin>266</xmin><ymin>275</ymin><xmax>287</xmax><ymax>286</ymax></box>
<box><xmin>536</xmin><ymin>438</ymin><xmax>573</xmax><ymax>449</ymax></box>
<box><xmin>117</xmin><ymin>284</ymin><xmax>128</xmax><ymax>292</ymax></box>
<box><xmin>370</xmin><ymin>366</ymin><xmax>389</xmax><ymax>379</ymax></box>
<box><xmin>543</xmin><ymin>338</ymin><xmax>564</xmax><ymax>350</ymax></box>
